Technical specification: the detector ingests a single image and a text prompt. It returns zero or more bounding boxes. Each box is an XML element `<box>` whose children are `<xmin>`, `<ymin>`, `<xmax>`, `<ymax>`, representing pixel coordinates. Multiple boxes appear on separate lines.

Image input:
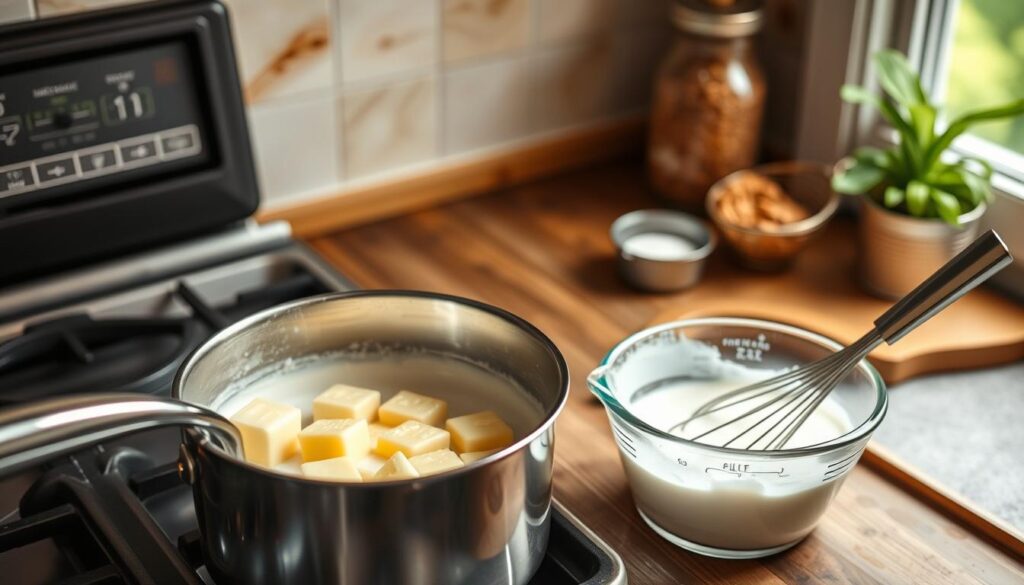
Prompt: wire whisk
<box><xmin>672</xmin><ymin>230</ymin><xmax>1012</xmax><ymax>451</ymax></box>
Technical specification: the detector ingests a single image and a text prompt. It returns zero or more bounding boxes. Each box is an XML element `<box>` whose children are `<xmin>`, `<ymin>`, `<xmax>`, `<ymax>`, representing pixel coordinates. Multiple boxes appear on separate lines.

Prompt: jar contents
<box><xmin>621</xmin><ymin>373</ymin><xmax>855</xmax><ymax>551</ymax></box>
<box><xmin>714</xmin><ymin>171</ymin><xmax>809</xmax><ymax>230</ymax></box>
<box><xmin>622</xmin><ymin>232</ymin><xmax>698</xmax><ymax>261</ymax></box>
<box><xmin>647</xmin><ymin>0</ymin><xmax>766</xmax><ymax>209</ymax></box>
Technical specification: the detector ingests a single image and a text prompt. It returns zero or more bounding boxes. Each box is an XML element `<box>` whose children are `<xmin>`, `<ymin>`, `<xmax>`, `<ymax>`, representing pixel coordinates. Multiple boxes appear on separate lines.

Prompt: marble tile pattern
<box><xmin>442</xmin><ymin>0</ymin><xmax>530</xmax><ymax>63</ymax></box>
<box><xmin>338</xmin><ymin>0</ymin><xmax>438</xmax><ymax>82</ymax></box>
<box><xmin>248</xmin><ymin>96</ymin><xmax>341</xmax><ymax>204</ymax></box>
<box><xmin>530</xmin><ymin>38</ymin><xmax>617</xmax><ymax>130</ymax></box>
<box><xmin>443</xmin><ymin>56</ymin><xmax>533</xmax><ymax>155</ymax></box>
<box><xmin>27</xmin><ymin>0</ymin><xmax>800</xmax><ymax>208</ymax></box>
<box><xmin>222</xmin><ymin>0</ymin><xmax>334</xmax><ymax>104</ymax></box>
<box><xmin>342</xmin><ymin>76</ymin><xmax>436</xmax><ymax>178</ymax></box>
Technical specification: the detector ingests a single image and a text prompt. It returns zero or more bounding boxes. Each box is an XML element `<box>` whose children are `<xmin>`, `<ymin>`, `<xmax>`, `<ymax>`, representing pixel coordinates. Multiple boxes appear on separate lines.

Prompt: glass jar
<box><xmin>648</xmin><ymin>0</ymin><xmax>766</xmax><ymax>210</ymax></box>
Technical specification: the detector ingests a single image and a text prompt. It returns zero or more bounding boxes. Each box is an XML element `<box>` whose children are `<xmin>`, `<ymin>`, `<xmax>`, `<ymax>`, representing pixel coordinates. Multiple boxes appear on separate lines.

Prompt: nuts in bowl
<box><xmin>707</xmin><ymin>161</ymin><xmax>839</xmax><ymax>270</ymax></box>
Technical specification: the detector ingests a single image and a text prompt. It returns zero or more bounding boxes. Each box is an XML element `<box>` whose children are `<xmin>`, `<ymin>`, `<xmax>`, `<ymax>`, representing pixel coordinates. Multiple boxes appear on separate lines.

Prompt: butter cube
<box><xmin>230</xmin><ymin>398</ymin><xmax>301</xmax><ymax>467</ymax></box>
<box><xmin>378</xmin><ymin>390</ymin><xmax>447</xmax><ymax>427</ymax></box>
<box><xmin>299</xmin><ymin>419</ymin><xmax>371</xmax><ymax>462</ymax></box>
<box><xmin>301</xmin><ymin>457</ymin><xmax>363</xmax><ymax>482</ymax></box>
<box><xmin>374</xmin><ymin>452</ymin><xmax>419</xmax><ymax>480</ymax></box>
<box><xmin>409</xmin><ymin>450</ymin><xmax>465</xmax><ymax>476</ymax></box>
<box><xmin>375</xmin><ymin>420</ymin><xmax>450</xmax><ymax>457</ymax></box>
<box><xmin>446</xmin><ymin>411</ymin><xmax>514</xmax><ymax>453</ymax></box>
<box><xmin>356</xmin><ymin>453</ymin><xmax>387</xmax><ymax>479</ymax></box>
<box><xmin>313</xmin><ymin>384</ymin><xmax>381</xmax><ymax>421</ymax></box>
<box><xmin>459</xmin><ymin>449</ymin><xmax>500</xmax><ymax>464</ymax></box>
<box><xmin>367</xmin><ymin>422</ymin><xmax>392</xmax><ymax>449</ymax></box>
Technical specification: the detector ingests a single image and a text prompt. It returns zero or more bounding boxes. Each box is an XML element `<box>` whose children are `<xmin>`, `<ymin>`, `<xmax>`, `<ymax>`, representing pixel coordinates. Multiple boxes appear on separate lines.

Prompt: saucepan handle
<box><xmin>0</xmin><ymin>393</ymin><xmax>242</xmax><ymax>476</ymax></box>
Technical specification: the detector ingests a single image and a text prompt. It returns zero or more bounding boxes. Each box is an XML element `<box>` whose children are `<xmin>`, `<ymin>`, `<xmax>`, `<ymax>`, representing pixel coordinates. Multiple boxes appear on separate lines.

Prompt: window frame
<box><xmin>802</xmin><ymin>0</ymin><xmax>1024</xmax><ymax>199</ymax></box>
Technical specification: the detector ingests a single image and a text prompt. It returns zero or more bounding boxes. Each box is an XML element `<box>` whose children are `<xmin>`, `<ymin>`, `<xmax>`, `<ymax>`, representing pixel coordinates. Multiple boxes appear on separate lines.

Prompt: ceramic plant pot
<box><xmin>859</xmin><ymin>196</ymin><xmax>987</xmax><ymax>299</ymax></box>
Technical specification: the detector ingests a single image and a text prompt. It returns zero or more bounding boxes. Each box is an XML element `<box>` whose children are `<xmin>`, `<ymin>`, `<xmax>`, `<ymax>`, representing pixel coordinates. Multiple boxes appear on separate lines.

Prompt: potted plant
<box><xmin>832</xmin><ymin>49</ymin><xmax>1024</xmax><ymax>299</ymax></box>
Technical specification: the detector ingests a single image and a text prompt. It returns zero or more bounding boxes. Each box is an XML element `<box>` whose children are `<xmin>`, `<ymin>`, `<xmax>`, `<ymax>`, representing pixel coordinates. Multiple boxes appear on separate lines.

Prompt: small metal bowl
<box><xmin>610</xmin><ymin>209</ymin><xmax>716</xmax><ymax>292</ymax></box>
<box><xmin>706</xmin><ymin>161</ymin><xmax>839</xmax><ymax>271</ymax></box>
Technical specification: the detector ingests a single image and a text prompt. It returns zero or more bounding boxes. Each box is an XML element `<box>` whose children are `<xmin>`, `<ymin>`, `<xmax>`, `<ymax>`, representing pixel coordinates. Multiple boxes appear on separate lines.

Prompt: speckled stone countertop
<box><xmin>872</xmin><ymin>360</ymin><xmax>1024</xmax><ymax>531</ymax></box>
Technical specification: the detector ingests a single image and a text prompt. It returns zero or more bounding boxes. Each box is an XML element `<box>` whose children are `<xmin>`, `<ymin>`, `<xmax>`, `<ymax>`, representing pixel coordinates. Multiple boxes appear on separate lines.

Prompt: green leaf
<box><xmin>956</xmin><ymin>166</ymin><xmax>992</xmax><ymax>205</ymax></box>
<box><xmin>854</xmin><ymin>146</ymin><xmax>889</xmax><ymax>168</ymax></box>
<box><xmin>909</xmin><ymin>103</ymin><xmax>936</xmax><ymax>147</ymax></box>
<box><xmin>840</xmin><ymin>84</ymin><xmax>879</xmax><ymax>105</ymax></box>
<box><xmin>874</xmin><ymin>50</ymin><xmax>927</xmax><ymax>107</ymax></box>
<box><xmin>841</xmin><ymin>84</ymin><xmax>921</xmax><ymax>169</ymax></box>
<box><xmin>924</xmin><ymin>99</ymin><xmax>1024</xmax><ymax>169</ymax></box>
<box><xmin>906</xmin><ymin>180</ymin><xmax>930</xmax><ymax>216</ymax></box>
<box><xmin>932</xmin><ymin>189</ymin><xmax>961</xmax><ymax>225</ymax></box>
<box><xmin>960</xmin><ymin>156</ymin><xmax>993</xmax><ymax>180</ymax></box>
<box><xmin>883</xmin><ymin>186</ymin><xmax>905</xmax><ymax>208</ymax></box>
<box><xmin>832</xmin><ymin>161</ymin><xmax>886</xmax><ymax>195</ymax></box>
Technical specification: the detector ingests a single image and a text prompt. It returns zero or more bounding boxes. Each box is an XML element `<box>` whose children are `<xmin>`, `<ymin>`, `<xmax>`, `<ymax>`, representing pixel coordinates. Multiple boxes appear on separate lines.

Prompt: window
<box><xmin>937</xmin><ymin>0</ymin><xmax>1024</xmax><ymax>184</ymax></box>
<box><xmin>944</xmin><ymin>0</ymin><xmax>1024</xmax><ymax>156</ymax></box>
<box><xmin>796</xmin><ymin>0</ymin><xmax>1024</xmax><ymax>192</ymax></box>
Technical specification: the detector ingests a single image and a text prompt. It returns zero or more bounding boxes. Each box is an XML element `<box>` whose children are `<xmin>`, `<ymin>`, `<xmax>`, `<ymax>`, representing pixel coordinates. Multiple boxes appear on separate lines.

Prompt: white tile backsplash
<box><xmin>538</xmin><ymin>0</ymin><xmax>616</xmax><ymax>45</ymax></box>
<box><xmin>223</xmin><ymin>0</ymin><xmax>334</xmax><ymax>104</ymax></box>
<box><xmin>530</xmin><ymin>37</ymin><xmax>616</xmax><ymax>130</ymax></box>
<box><xmin>442</xmin><ymin>0</ymin><xmax>531</xmax><ymax>64</ymax></box>
<box><xmin>442</xmin><ymin>57</ymin><xmax>533</xmax><ymax>155</ymax></box>
<box><xmin>28</xmin><ymin>0</ymin><xmax>809</xmax><ymax>210</ymax></box>
<box><xmin>338</xmin><ymin>0</ymin><xmax>438</xmax><ymax>83</ymax></box>
<box><xmin>249</xmin><ymin>95</ymin><xmax>341</xmax><ymax>204</ymax></box>
<box><xmin>341</xmin><ymin>76</ymin><xmax>436</xmax><ymax>179</ymax></box>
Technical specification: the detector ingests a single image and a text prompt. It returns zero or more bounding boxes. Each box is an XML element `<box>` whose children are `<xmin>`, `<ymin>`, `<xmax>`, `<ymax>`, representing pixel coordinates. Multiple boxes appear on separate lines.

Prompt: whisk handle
<box><xmin>874</xmin><ymin>230</ymin><xmax>1013</xmax><ymax>344</ymax></box>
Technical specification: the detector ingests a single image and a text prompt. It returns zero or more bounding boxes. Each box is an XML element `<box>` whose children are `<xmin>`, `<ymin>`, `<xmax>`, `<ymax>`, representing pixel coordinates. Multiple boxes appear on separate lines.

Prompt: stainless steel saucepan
<box><xmin>0</xmin><ymin>291</ymin><xmax>570</xmax><ymax>585</ymax></box>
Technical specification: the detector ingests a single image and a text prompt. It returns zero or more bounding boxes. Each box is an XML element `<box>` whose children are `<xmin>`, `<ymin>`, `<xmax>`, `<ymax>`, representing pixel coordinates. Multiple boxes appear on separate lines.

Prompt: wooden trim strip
<box><xmin>256</xmin><ymin>116</ymin><xmax>647</xmax><ymax>238</ymax></box>
<box><xmin>863</xmin><ymin>443</ymin><xmax>1024</xmax><ymax>559</ymax></box>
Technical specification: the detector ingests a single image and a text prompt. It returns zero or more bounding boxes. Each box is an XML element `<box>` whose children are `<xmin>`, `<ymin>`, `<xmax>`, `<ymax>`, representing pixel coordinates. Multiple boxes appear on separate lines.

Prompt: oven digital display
<box><xmin>0</xmin><ymin>41</ymin><xmax>208</xmax><ymax>197</ymax></box>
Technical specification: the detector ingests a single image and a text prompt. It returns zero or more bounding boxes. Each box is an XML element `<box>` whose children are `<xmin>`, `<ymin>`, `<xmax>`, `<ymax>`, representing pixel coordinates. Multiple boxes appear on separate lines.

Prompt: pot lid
<box><xmin>671</xmin><ymin>0</ymin><xmax>764</xmax><ymax>38</ymax></box>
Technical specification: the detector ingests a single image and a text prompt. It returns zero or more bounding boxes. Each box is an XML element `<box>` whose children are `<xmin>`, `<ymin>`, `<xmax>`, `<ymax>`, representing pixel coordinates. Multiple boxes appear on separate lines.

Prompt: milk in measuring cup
<box><xmin>623</xmin><ymin>376</ymin><xmax>853</xmax><ymax>551</ymax></box>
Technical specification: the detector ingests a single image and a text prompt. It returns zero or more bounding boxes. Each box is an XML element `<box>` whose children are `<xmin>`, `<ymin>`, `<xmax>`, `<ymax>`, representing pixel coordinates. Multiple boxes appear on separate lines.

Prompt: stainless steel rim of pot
<box><xmin>0</xmin><ymin>291</ymin><xmax>571</xmax><ymax>485</ymax></box>
<box><xmin>174</xmin><ymin>289</ymin><xmax>570</xmax><ymax>484</ymax></box>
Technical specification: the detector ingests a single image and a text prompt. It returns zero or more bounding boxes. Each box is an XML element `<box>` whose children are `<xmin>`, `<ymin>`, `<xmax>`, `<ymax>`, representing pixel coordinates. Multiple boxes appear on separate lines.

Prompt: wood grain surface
<box><xmin>647</xmin><ymin>225</ymin><xmax>1024</xmax><ymax>384</ymax></box>
<box><xmin>310</xmin><ymin>162</ymin><xmax>1024</xmax><ymax>583</ymax></box>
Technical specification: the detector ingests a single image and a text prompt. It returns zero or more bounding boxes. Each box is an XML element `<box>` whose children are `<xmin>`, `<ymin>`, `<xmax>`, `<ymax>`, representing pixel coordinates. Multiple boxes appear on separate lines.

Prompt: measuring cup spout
<box><xmin>587</xmin><ymin>365</ymin><xmax>615</xmax><ymax>403</ymax></box>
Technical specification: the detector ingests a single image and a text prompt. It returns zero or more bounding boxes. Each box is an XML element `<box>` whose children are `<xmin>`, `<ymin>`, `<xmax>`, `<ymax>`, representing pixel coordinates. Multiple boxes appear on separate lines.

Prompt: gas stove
<box><xmin>0</xmin><ymin>2</ymin><xmax>624</xmax><ymax>583</ymax></box>
<box><xmin>0</xmin><ymin>229</ymin><xmax>624</xmax><ymax>585</ymax></box>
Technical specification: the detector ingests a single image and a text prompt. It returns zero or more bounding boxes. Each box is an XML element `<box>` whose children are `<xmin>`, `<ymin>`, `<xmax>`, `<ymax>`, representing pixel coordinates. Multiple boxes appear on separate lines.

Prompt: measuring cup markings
<box><xmin>609</xmin><ymin>421</ymin><xmax>638</xmax><ymax>459</ymax></box>
<box><xmin>705</xmin><ymin>462</ymin><xmax>788</xmax><ymax>479</ymax></box>
<box><xmin>721</xmin><ymin>334</ymin><xmax>772</xmax><ymax>363</ymax></box>
<box><xmin>821</xmin><ymin>450</ymin><xmax>863</xmax><ymax>482</ymax></box>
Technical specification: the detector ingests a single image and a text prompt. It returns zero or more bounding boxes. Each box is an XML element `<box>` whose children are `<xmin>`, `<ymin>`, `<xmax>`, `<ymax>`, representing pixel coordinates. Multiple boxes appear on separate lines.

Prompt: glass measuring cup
<box><xmin>588</xmin><ymin>318</ymin><xmax>887</xmax><ymax>559</ymax></box>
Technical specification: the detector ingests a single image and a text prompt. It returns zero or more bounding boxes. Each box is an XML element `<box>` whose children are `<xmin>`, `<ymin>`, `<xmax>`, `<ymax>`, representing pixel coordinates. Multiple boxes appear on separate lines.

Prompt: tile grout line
<box><xmin>435</xmin><ymin>0</ymin><xmax>444</xmax><ymax>159</ymax></box>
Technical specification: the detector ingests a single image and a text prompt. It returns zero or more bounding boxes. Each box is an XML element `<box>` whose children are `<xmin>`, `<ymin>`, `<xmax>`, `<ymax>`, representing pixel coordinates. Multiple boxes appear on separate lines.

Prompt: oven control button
<box><xmin>36</xmin><ymin>157</ymin><xmax>77</xmax><ymax>184</ymax></box>
<box><xmin>0</xmin><ymin>166</ymin><xmax>34</xmax><ymax>192</ymax></box>
<box><xmin>79</xmin><ymin>148</ymin><xmax>118</xmax><ymax>175</ymax></box>
<box><xmin>161</xmin><ymin>129</ymin><xmax>196</xmax><ymax>156</ymax></box>
<box><xmin>120</xmin><ymin>139</ymin><xmax>157</xmax><ymax>164</ymax></box>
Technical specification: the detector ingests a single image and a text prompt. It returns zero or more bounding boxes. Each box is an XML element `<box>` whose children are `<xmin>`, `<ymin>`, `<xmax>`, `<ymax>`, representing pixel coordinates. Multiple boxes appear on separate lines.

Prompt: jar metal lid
<box><xmin>671</xmin><ymin>0</ymin><xmax>764</xmax><ymax>38</ymax></box>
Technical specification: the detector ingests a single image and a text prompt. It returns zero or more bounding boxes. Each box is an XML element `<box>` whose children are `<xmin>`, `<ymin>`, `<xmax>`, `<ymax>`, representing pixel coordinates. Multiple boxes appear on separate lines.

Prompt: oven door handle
<box><xmin>0</xmin><ymin>394</ymin><xmax>242</xmax><ymax>477</ymax></box>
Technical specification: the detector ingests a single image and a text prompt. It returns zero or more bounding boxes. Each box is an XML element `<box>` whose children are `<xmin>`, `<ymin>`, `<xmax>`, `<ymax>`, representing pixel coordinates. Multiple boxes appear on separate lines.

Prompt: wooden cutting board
<box><xmin>648</xmin><ymin>220</ymin><xmax>1024</xmax><ymax>384</ymax></box>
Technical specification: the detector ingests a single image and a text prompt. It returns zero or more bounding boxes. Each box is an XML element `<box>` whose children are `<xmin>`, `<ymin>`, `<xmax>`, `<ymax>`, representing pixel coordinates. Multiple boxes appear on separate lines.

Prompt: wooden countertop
<box><xmin>310</xmin><ymin>162</ymin><xmax>1024</xmax><ymax>584</ymax></box>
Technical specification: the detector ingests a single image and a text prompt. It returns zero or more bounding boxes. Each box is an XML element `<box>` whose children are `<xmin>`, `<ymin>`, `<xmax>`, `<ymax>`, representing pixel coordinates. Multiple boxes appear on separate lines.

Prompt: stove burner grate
<box><xmin>0</xmin><ymin>446</ymin><xmax>620</xmax><ymax>585</ymax></box>
<box><xmin>0</xmin><ymin>270</ymin><xmax>331</xmax><ymax>403</ymax></box>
